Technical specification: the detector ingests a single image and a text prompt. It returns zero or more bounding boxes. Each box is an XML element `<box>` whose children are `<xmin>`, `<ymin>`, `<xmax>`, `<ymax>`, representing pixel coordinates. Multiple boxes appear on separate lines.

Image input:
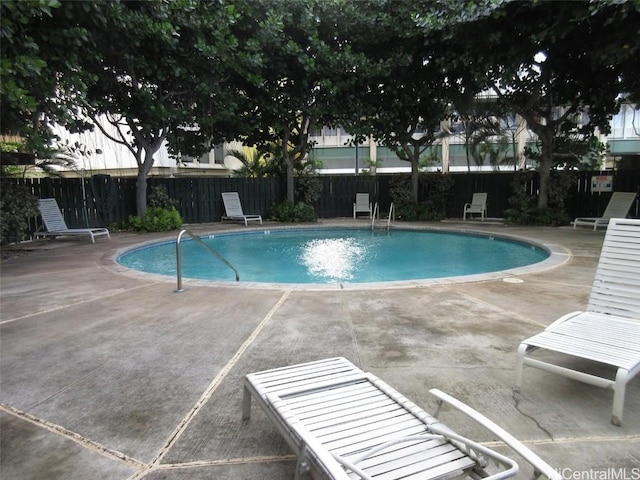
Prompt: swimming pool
<box><xmin>117</xmin><ymin>227</ymin><xmax>550</xmax><ymax>286</ymax></box>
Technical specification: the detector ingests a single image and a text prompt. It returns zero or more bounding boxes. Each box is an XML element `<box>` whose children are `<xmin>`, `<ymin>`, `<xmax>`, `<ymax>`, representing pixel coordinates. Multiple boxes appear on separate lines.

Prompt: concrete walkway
<box><xmin>1</xmin><ymin>220</ymin><xmax>639</xmax><ymax>479</ymax></box>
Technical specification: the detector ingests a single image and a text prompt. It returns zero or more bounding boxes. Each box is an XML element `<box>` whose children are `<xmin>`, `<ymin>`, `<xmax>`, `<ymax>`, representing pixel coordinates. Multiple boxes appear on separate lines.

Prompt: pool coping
<box><xmin>112</xmin><ymin>223</ymin><xmax>570</xmax><ymax>291</ymax></box>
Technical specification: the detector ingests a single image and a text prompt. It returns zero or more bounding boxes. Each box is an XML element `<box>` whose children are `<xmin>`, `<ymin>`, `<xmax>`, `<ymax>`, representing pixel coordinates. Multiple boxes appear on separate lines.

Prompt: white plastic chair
<box><xmin>463</xmin><ymin>193</ymin><xmax>488</xmax><ymax>221</ymax></box>
<box><xmin>353</xmin><ymin>193</ymin><xmax>372</xmax><ymax>219</ymax></box>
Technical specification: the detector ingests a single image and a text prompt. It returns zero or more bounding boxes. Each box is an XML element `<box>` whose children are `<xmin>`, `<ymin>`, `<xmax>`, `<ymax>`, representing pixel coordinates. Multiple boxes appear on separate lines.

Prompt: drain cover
<box><xmin>502</xmin><ymin>277</ymin><xmax>524</xmax><ymax>283</ymax></box>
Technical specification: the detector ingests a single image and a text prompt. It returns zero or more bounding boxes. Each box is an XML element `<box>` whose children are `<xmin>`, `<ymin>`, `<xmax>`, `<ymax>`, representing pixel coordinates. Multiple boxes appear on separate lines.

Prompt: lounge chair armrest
<box><xmin>545</xmin><ymin>310</ymin><xmax>582</xmax><ymax>330</ymax></box>
<box><xmin>429</xmin><ymin>389</ymin><xmax>561</xmax><ymax>480</ymax></box>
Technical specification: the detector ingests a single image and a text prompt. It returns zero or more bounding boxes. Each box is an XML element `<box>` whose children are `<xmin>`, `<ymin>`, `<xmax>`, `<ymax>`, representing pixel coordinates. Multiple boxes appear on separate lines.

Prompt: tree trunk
<box><xmin>286</xmin><ymin>157</ymin><xmax>295</xmax><ymax>202</ymax></box>
<box><xmin>132</xmin><ymin>135</ymin><xmax>165</xmax><ymax>217</ymax></box>
<box><xmin>283</xmin><ymin>127</ymin><xmax>295</xmax><ymax>202</ymax></box>
<box><xmin>410</xmin><ymin>144</ymin><xmax>420</xmax><ymax>203</ymax></box>
<box><xmin>135</xmin><ymin>170</ymin><xmax>148</xmax><ymax>218</ymax></box>
<box><xmin>537</xmin><ymin>130</ymin><xmax>554</xmax><ymax>209</ymax></box>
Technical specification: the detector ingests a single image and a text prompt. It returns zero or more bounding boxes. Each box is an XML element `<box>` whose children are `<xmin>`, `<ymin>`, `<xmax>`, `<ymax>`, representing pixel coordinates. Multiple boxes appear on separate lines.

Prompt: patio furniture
<box><xmin>353</xmin><ymin>193</ymin><xmax>372</xmax><ymax>219</ymax></box>
<box><xmin>34</xmin><ymin>198</ymin><xmax>110</xmax><ymax>243</ymax></box>
<box><xmin>221</xmin><ymin>192</ymin><xmax>262</xmax><ymax>225</ymax></box>
<box><xmin>243</xmin><ymin>357</ymin><xmax>560</xmax><ymax>480</ymax></box>
<box><xmin>463</xmin><ymin>193</ymin><xmax>488</xmax><ymax>221</ymax></box>
<box><xmin>516</xmin><ymin>217</ymin><xmax>640</xmax><ymax>426</ymax></box>
<box><xmin>573</xmin><ymin>191</ymin><xmax>636</xmax><ymax>230</ymax></box>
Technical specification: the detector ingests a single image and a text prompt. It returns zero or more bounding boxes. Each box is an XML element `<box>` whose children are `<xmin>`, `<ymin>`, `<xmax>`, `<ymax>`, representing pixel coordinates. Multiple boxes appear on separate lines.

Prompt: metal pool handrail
<box><xmin>387</xmin><ymin>202</ymin><xmax>395</xmax><ymax>230</ymax></box>
<box><xmin>175</xmin><ymin>229</ymin><xmax>239</xmax><ymax>292</ymax></box>
<box><xmin>371</xmin><ymin>202</ymin><xmax>379</xmax><ymax>231</ymax></box>
<box><xmin>371</xmin><ymin>202</ymin><xmax>394</xmax><ymax>231</ymax></box>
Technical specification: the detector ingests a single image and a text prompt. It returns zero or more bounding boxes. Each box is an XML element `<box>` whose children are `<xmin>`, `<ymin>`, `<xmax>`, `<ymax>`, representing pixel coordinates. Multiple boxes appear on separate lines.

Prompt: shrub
<box><xmin>504</xmin><ymin>170</ymin><xmax>573</xmax><ymax>226</ymax></box>
<box><xmin>393</xmin><ymin>202</ymin><xmax>437</xmax><ymax>221</ymax></box>
<box><xmin>389</xmin><ymin>173</ymin><xmax>454</xmax><ymax>221</ymax></box>
<box><xmin>419</xmin><ymin>172</ymin><xmax>454</xmax><ymax>220</ymax></box>
<box><xmin>504</xmin><ymin>202</ymin><xmax>570</xmax><ymax>226</ymax></box>
<box><xmin>0</xmin><ymin>182</ymin><xmax>39</xmax><ymax>244</ymax></box>
<box><xmin>148</xmin><ymin>185</ymin><xmax>178</xmax><ymax>209</ymax></box>
<box><xmin>270</xmin><ymin>201</ymin><xmax>317</xmax><ymax>222</ymax></box>
<box><xmin>296</xmin><ymin>175</ymin><xmax>323</xmax><ymax>205</ymax></box>
<box><xmin>127</xmin><ymin>207</ymin><xmax>182</xmax><ymax>232</ymax></box>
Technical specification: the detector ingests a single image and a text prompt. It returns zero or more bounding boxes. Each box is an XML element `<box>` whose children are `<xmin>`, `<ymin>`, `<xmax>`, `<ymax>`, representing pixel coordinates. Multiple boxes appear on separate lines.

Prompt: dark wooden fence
<box><xmin>11</xmin><ymin>170</ymin><xmax>640</xmax><ymax>235</ymax></box>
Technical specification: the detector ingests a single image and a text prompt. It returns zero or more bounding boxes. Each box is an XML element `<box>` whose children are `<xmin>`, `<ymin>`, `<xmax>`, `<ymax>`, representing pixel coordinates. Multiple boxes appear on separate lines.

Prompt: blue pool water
<box><xmin>118</xmin><ymin>228</ymin><xmax>549</xmax><ymax>285</ymax></box>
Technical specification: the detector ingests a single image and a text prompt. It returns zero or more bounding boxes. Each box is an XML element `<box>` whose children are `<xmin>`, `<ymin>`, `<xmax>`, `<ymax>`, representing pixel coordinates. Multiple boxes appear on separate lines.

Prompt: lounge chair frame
<box><xmin>573</xmin><ymin>191</ymin><xmax>636</xmax><ymax>230</ymax></box>
<box><xmin>221</xmin><ymin>192</ymin><xmax>263</xmax><ymax>226</ymax></box>
<box><xmin>463</xmin><ymin>193</ymin><xmax>488</xmax><ymax>221</ymax></box>
<box><xmin>34</xmin><ymin>198</ymin><xmax>110</xmax><ymax>244</ymax></box>
<box><xmin>516</xmin><ymin>218</ymin><xmax>640</xmax><ymax>426</ymax></box>
<box><xmin>353</xmin><ymin>193</ymin><xmax>372</xmax><ymax>219</ymax></box>
<box><xmin>243</xmin><ymin>357</ymin><xmax>560</xmax><ymax>480</ymax></box>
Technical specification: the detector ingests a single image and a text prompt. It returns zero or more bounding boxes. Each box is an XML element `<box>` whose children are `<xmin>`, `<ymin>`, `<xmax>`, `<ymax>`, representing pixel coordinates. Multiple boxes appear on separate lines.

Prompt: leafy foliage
<box><xmin>390</xmin><ymin>173</ymin><xmax>453</xmax><ymax>221</ymax></box>
<box><xmin>0</xmin><ymin>0</ymin><xmax>98</xmax><ymax>152</ymax></box>
<box><xmin>504</xmin><ymin>170</ymin><xmax>574</xmax><ymax>226</ymax></box>
<box><xmin>228</xmin><ymin>147</ymin><xmax>283</xmax><ymax>178</ymax></box>
<box><xmin>269</xmin><ymin>201</ymin><xmax>317</xmax><ymax>223</ymax></box>
<box><xmin>126</xmin><ymin>207</ymin><xmax>182</xmax><ymax>233</ymax></box>
<box><xmin>0</xmin><ymin>181</ymin><xmax>38</xmax><ymax>244</ymax></box>
<box><xmin>420</xmin><ymin>173</ymin><xmax>455</xmax><ymax>219</ymax></box>
<box><xmin>296</xmin><ymin>175</ymin><xmax>323</xmax><ymax>206</ymax></box>
<box><xmin>2</xmin><ymin>0</ymin><xmax>638</xmax><ymax>224</ymax></box>
<box><xmin>147</xmin><ymin>185</ymin><xmax>178</xmax><ymax>210</ymax></box>
<box><xmin>123</xmin><ymin>185</ymin><xmax>181</xmax><ymax>232</ymax></box>
<box><xmin>334</xmin><ymin>0</ymin><xmax>458</xmax><ymax>201</ymax></box>
<box><xmin>229</xmin><ymin>0</ymin><xmax>347</xmax><ymax>202</ymax></box>
<box><xmin>442</xmin><ymin>0</ymin><xmax>640</xmax><ymax>207</ymax></box>
<box><xmin>525</xmin><ymin>133</ymin><xmax>608</xmax><ymax>172</ymax></box>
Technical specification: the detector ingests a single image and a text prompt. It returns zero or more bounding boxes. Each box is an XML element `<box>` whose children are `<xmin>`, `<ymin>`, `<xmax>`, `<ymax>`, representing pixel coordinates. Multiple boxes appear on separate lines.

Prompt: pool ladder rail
<box><xmin>371</xmin><ymin>202</ymin><xmax>394</xmax><ymax>231</ymax></box>
<box><xmin>175</xmin><ymin>229</ymin><xmax>239</xmax><ymax>292</ymax></box>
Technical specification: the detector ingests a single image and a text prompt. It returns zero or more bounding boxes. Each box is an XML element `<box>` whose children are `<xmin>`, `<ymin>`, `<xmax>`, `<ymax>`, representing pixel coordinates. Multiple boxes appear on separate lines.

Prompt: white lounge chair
<box><xmin>353</xmin><ymin>193</ymin><xmax>372</xmax><ymax>219</ymax></box>
<box><xmin>463</xmin><ymin>193</ymin><xmax>487</xmax><ymax>221</ymax></box>
<box><xmin>243</xmin><ymin>357</ymin><xmax>560</xmax><ymax>480</ymax></box>
<box><xmin>34</xmin><ymin>198</ymin><xmax>110</xmax><ymax>243</ymax></box>
<box><xmin>573</xmin><ymin>191</ymin><xmax>636</xmax><ymax>230</ymax></box>
<box><xmin>221</xmin><ymin>192</ymin><xmax>262</xmax><ymax>225</ymax></box>
<box><xmin>516</xmin><ymin>218</ymin><xmax>640</xmax><ymax>426</ymax></box>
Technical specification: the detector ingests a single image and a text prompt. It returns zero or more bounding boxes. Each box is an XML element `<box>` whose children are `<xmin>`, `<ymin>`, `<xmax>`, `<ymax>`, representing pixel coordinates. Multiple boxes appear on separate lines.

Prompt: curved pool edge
<box><xmin>111</xmin><ymin>223</ymin><xmax>571</xmax><ymax>291</ymax></box>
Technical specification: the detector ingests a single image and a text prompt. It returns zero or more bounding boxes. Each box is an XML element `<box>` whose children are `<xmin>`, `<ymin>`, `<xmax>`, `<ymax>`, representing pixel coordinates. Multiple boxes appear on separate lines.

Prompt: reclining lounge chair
<box><xmin>34</xmin><ymin>198</ymin><xmax>110</xmax><ymax>243</ymax></box>
<box><xmin>516</xmin><ymin>218</ymin><xmax>640</xmax><ymax>426</ymax></box>
<box><xmin>221</xmin><ymin>192</ymin><xmax>263</xmax><ymax>225</ymax></box>
<box><xmin>573</xmin><ymin>191</ymin><xmax>636</xmax><ymax>230</ymax></box>
<box><xmin>243</xmin><ymin>357</ymin><xmax>560</xmax><ymax>480</ymax></box>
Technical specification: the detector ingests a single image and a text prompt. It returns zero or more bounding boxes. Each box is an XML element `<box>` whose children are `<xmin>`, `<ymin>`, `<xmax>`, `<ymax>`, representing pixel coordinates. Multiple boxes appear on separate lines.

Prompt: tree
<box><xmin>0</xmin><ymin>0</ymin><xmax>97</xmax><ymax>154</ymax></box>
<box><xmin>231</xmin><ymin>0</ymin><xmax>352</xmax><ymax>202</ymax></box>
<box><xmin>226</xmin><ymin>146</ymin><xmax>284</xmax><ymax>178</ymax></box>
<box><xmin>443</xmin><ymin>1</ymin><xmax>640</xmax><ymax>208</ymax></box>
<box><xmin>61</xmin><ymin>1</ymin><xmax>246</xmax><ymax>216</ymax></box>
<box><xmin>451</xmin><ymin>95</ymin><xmax>513</xmax><ymax>172</ymax></box>
<box><xmin>331</xmin><ymin>0</ymin><xmax>462</xmax><ymax>202</ymax></box>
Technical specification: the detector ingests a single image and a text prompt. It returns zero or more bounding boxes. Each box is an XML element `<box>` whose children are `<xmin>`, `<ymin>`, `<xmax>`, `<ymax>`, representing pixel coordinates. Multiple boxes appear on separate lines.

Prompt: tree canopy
<box><xmin>2</xmin><ymin>0</ymin><xmax>638</xmax><ymax>214</ymax></box>
<box><xmin>69</xmin><ymin>0</ymin><xmax>249</xmax><ymax>215</ymax></box>
<box><xmin>0</xmin><ymin>0</ymin><xmax>98</xmax><ymax>151</ymax></box>
<box><xmin>440</xmin><ymin>0</ymin><xmax>640</xmax><ymax>207</ymax></box>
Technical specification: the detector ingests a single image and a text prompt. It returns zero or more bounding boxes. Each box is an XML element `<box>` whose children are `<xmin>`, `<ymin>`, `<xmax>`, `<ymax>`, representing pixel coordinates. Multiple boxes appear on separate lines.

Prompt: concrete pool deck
<box><xmin>1</xmin><ymin>219</ymin><xmax>639</xmax><ymax>479</ymax></box>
